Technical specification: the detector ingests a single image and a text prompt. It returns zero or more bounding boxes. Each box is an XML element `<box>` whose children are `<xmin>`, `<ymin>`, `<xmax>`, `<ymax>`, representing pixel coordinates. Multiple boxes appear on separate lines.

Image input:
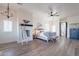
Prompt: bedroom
<box><xmin>0</xmin><ymin>3</ymin><xmax>79</xmax><ymax>56</ymax></box>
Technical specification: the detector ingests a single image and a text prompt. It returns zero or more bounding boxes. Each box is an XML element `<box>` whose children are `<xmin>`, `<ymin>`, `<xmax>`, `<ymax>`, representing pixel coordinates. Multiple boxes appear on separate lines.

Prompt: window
<box><xmin>52</xmin><ymin>25</ymin><xmax>56</xmax><ymax>32</ymax></box>
<box><xmin>45</xmin><ymin>24</ymin><xmax>49</xmax><ymax>31</ymax></box>
<box><xmin>3</xmin><ymin>20</ymin><xmax>12</xmax><ymax>32</ymax></box>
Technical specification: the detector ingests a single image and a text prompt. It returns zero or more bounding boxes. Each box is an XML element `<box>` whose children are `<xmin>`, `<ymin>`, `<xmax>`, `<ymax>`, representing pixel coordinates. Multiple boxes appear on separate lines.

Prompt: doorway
<box><xmin>60</xmin><ymin>22</ymin><xmax>67</xmax><ymax>38</ymax></box>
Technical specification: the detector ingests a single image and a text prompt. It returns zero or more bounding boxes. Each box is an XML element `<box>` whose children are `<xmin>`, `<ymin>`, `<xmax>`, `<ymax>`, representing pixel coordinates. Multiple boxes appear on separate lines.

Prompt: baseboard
<box><xmin>0</xmin><ymin>41</ymin><xmax>17</xmax><ymax>45</ymax></box>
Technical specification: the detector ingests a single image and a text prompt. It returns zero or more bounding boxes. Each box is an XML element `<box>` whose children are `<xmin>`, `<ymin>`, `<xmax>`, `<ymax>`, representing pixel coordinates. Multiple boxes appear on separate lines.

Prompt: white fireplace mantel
<box><xmin>18</xmin><ymin>24</ymin><xmax>33</xmax><ymax>45</ymax></box>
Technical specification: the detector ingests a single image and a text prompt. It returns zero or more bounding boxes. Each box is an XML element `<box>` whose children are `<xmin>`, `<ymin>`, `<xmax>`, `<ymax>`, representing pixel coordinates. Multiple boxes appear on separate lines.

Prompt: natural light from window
<box><xmin>45</xmin><ymin>24</ymin><xmax>49</xmax><ymax>31</ymax></box>
<box><xmin>3</xmin><ymin>20</ymin><xmax>12</xmax><ymax>32</ymax></box>
<box><xmin>52</xmin><ymin>25</ymin><xmax>56</xmax><ymax>32</ymax></box>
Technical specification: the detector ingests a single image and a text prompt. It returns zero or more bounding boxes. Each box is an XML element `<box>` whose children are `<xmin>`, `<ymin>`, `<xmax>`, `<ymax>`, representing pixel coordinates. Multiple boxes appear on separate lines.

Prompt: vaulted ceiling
<box><xmin>0</xmin><ymin>3</ymin><xmax>79</xmax><ymax>18</ymax></box>
<box><xmin>21</xmin><ymin>3</ymin><xmax>79</xmax><ymax>18</ymax></box>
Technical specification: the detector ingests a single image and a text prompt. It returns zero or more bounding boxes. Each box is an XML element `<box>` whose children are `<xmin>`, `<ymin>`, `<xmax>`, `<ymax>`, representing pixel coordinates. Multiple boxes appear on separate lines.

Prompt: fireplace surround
<box><xmin>18</xmin><ymin>24</ymin><xmax>33</xmax><ymax>45</ymax></box>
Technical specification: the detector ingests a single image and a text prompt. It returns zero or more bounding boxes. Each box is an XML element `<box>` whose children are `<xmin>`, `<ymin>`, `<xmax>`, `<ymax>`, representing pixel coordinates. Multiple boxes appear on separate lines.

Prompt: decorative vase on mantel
<box><xmin>23</xmin><ymin>20</ymin><xmax>30</xmax><ymax>24</ymax></box>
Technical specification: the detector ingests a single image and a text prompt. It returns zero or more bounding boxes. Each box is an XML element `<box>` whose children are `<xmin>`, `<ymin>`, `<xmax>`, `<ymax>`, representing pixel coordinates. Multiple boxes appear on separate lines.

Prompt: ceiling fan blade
<box><xmin>51</xmin><ymin>14</ymin><xmax>59</xmax><ymax>16</ymax></box>
<box><xmin>53</xmin><ymin>12</ymin><xmax>59</xmax><ymax>16</ymax></box>
<box><xmin>53</xmin><ymin>11</ymin><xmax>58</xmax><ymax>15</ymax></box>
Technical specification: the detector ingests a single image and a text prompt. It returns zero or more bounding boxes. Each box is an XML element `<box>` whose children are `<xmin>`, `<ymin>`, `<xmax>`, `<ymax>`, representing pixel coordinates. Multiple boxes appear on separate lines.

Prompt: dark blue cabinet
<box><xmin>70</xmin><ymin>28</ymin><xmax>79</xmax><ymax>39</ymax></box>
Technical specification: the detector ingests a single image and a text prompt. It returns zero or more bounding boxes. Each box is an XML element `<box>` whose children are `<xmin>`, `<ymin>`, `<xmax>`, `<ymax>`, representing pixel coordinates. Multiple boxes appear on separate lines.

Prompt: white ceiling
<box><xmin>20</xmin><ymin>3</ymin><xmax>79</xmax><ymax>18</ymax></box>
<box><xmin>0</xmin><ymin>3</ymin><xmax>79</xmax><ymax>18</ymax></box>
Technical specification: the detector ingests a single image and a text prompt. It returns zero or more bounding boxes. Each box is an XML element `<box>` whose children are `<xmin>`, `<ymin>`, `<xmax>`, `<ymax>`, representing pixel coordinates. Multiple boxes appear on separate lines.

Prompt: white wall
<box><xmin>32</xmin><ymin>11</ymin><xmax>52</xmax><ymax>29</ymax></box>
<box><xmin>0</xmin><ymin>16</ymin><xmax>18</xmax><ymax>44</ymax></box>
<box><xmin>0</xmin><ymin>8</ymin><xmax>33</xmax><ymax>44</ymax></box>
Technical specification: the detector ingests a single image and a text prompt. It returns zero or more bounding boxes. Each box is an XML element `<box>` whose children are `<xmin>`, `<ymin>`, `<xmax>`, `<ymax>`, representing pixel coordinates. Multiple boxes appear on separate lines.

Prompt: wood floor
<box><xmin>0</xmin><ymin>37</ymin><xmax>79</xmax><ymax>56</ymax></box>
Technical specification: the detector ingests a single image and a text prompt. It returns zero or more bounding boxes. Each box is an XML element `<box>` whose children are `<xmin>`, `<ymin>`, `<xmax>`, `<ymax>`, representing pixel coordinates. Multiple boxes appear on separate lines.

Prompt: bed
<box><xmin>36</xmin><ymin>31</ymin><xmax>56</xmax><ymax>42</ymax></box>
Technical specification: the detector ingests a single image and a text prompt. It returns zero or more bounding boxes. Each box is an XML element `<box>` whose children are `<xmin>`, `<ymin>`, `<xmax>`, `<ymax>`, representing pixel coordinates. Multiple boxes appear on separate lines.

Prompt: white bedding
<box><xmin>36</xmin><ymin>32</ymin><xmax>56</xmax><ymax>42</ymax></box>
<box><xmin>37</xmin><ymin>32</ymin><xmax>48</xmax><ymax>41</ymax></box>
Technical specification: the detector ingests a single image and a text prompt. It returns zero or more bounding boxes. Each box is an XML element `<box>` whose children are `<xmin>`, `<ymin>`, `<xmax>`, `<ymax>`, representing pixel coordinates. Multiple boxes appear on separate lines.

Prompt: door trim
<box><xmin>59</xmin><ymin>22</ymin><xmax>67</xmax><ymax>38</ymax></box>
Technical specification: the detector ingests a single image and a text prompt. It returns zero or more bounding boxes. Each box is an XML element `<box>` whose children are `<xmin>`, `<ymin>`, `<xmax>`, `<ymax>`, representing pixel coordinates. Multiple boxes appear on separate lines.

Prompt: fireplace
<box><xmin>26</xmin><ymin>30</ymin><xmax>30</xmax><ymax>37</ymax></box>
<box><xmin>18</xmin><ymin>24</ymin><xmax>33</xmax><ymax>44</ymax></box>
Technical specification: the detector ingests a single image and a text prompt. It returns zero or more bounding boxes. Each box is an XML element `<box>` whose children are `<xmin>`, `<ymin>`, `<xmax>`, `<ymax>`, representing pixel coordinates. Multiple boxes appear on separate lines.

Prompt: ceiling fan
<box><xmin>50</xmin><ymin>11</ymin><xmax>59</xmax><ymax>16</ymax></box>
<box><xmin>49</xmin><ymin>6</ymin><xmax>59</xmax><ymax>16</ymax></box>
